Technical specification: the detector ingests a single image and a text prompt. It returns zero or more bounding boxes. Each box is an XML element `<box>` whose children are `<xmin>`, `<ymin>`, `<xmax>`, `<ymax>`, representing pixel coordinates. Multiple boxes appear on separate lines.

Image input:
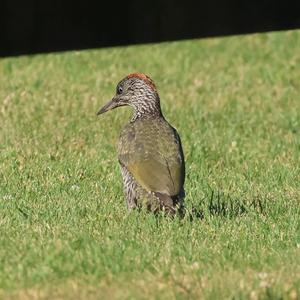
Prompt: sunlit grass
<box><xmin>0</xmin><ymin>29</ymin><xmax>299</xmax><ymax>299</ymax></box>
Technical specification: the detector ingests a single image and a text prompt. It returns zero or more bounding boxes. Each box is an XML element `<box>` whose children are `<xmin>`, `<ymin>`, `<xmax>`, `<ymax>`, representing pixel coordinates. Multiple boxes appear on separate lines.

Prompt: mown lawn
<box><xmin>0</xmin><ymin>29</ymin><xmax>299</xmax><ymax>299</ymax></box>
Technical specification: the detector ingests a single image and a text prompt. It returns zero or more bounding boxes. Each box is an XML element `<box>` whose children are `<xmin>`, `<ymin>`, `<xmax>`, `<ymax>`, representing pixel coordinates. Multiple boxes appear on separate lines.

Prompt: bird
<box><xmin>97</xmin><ymin>73</ymin><xmax>185</xmax><ymax>215</ymax></box>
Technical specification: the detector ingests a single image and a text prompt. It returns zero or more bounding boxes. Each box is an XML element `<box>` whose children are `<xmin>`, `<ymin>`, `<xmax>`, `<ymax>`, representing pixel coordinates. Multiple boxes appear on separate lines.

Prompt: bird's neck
<box><xmin>131</xmin><ymin>94</ymin><xmax>163</xmax><ymax>122</ymax></box>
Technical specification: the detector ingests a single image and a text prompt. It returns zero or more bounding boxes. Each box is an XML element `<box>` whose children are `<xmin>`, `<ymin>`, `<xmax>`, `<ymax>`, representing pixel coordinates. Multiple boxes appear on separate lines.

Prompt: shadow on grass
<box><xmin>187</xmin><ymin>189</ymin><xmax>266</xmax><ymax>221</ymax></box>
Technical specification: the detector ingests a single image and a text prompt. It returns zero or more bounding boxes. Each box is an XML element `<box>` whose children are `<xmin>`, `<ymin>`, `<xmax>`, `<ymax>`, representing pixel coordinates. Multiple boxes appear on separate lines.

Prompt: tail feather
<box><xmin>154</xmin><ymin>192</ymin><xmax>185</xmax><ymax>217</ymax></box>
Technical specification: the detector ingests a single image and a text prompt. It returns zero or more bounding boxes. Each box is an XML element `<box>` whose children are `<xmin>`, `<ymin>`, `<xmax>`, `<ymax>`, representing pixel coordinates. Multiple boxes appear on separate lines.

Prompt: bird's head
<box><xmin>97</xmin><ymin>73</ymin><xmax>162</xmax><ymax>117</ymax></box>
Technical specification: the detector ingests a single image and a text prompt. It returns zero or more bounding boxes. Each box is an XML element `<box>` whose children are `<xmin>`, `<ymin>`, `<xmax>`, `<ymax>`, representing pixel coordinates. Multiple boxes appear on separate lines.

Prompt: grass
<box><xmin>0</xmin><ymin>29</ymin><xmax>300</xmax><ymax>299</ymax></box>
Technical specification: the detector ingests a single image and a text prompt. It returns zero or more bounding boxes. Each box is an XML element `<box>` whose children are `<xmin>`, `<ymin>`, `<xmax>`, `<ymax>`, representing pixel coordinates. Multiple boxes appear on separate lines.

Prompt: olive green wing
<box><xmin>118</xmin><ymin>121</ymin><xmax>184</xmax><ymax>196</ymax></box>
<box><xmin>126</xmin><ymin>156</ymin><xmax>183</xmax><ymax>196</ymax></box>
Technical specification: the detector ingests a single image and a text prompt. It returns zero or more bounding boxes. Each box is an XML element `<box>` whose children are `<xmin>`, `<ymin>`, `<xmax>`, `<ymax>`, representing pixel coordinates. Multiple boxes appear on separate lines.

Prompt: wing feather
<box><xmin>118</xmin><ymin>119</ymin><xmax>184</xmax><ymax>196</ymax></box>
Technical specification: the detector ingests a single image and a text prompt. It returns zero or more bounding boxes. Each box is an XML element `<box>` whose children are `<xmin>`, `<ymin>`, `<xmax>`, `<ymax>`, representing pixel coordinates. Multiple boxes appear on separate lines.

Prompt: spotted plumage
<box><xmin>97</xmin><ymin>73</ymin><xmax>185</xmax><ymax>215</ymax></box>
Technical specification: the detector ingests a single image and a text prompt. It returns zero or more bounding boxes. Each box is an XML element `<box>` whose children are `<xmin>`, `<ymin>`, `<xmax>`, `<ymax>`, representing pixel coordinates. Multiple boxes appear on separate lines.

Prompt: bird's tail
<box><xmin>153</xmin><ymin>192</ymin><xmax>185</xmax><ymax>217</ymax></box>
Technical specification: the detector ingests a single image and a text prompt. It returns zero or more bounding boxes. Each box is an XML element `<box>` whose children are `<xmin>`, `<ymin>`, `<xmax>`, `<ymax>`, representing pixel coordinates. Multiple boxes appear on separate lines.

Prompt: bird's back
<box><xmin>118</xmin><ymin>117</ymin><xmax>185</xmax><ymax>200</ymax></box>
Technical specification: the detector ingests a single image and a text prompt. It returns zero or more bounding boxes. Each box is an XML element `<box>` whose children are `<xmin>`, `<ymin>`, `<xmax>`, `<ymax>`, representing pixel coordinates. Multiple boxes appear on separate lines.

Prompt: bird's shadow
<box><xmin>186</xmin><ymin>189</ymin><xmax>266</xmax><ymax>221</ymax></box>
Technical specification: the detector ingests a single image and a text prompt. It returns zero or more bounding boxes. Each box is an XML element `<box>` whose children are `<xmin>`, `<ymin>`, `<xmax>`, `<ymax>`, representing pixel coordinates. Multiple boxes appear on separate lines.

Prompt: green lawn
<box><xmin>0</xmin><ymin>29</ymin><xmax>299</xmax><ymax>299</ymax></box>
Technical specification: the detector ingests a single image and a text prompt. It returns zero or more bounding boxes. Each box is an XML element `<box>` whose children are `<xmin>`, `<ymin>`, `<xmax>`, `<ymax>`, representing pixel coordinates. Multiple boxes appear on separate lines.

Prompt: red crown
<box><xmin>127</xmin><ymin>73</ymin><xmax>156</xmax><ymax>91</ymax></box>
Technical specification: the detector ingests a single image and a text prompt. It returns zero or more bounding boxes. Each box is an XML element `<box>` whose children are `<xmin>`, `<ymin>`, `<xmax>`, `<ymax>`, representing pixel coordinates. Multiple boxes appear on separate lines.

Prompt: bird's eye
<box><xmin>117</xmin><ymin>86</ymin><xmax>123</xmax><ymax>94</ymax></box>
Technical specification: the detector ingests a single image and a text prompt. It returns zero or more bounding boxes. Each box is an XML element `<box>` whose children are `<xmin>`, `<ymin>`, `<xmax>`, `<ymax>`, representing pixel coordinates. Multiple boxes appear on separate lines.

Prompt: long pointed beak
<box><xmin>97</xmin><ymin>99</ymin><xmax>117</xmax><ymax>115</ymax></box>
